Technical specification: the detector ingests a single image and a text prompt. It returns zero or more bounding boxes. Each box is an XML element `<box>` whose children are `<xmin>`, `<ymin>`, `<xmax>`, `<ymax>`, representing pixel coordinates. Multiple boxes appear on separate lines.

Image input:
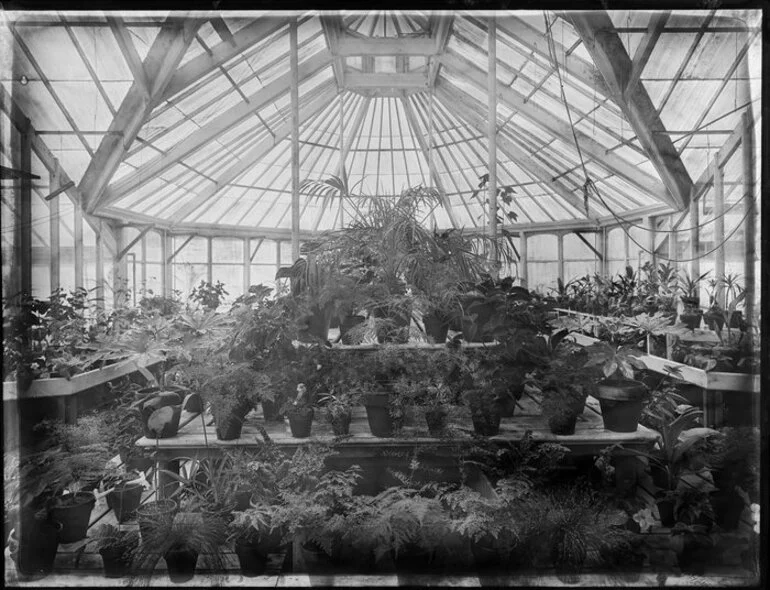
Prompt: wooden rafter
<box><xmin>345</xmin><ymin>71</ymin><xmax>429</xmax><ymax>90</ymax></box>
<box><xmin>428</xmin><ymin>12</ymin><xmax>454</xmax><ymax>86</ymax></box>
<box><xmin>567</xmin><ymin>11</ymin><xmax>694</xmax><ymax>210</ymax></box>
<box><xmin>335</xmin><ymin>36</ymin><xmax>437</xmax><ymax>56</ymax></box>
<box><xmin>107</xmin><ymin>16</ymin><xmax>151</xmax><ymax>97</ymax></box>
<box><xmin>100</xmin><ymin>51</ymin><xmax>333</xmax><ymax>209</ymax></box>
<box><xmin>160</xmin><ymin>17</ymin><xmax>286</xmax><ymax>102</ymax></box>
<box><xmin>210</xmin><ymin>17</ymin><xmax>237</xmax><ymax>47</ymax></box>
<box><xmin>440</xmin><ymin>51</ymin><xmax>670</xmax><ymax>204</ymax></box>
<box><xmin>435</xmin><ymin>84</ymin><xmax>601</xmax><ymax>219</ymax></box>
<box><xmin>117</xmin><ymin>224</ymin><xmax>153</xmax><ymax>260</ymax></box>
<box><xmin>320</xmin><ymin>14</ymin><xmax>346</xmax><ymax>89</ymax></box>
<box><xmin>80</xmin><ymin>16</ymin><xmax>202</xmax><ymax>213</ymax></box>
<box><xmin>625</xmin><ymin>12</ymin><xmax>670</xmax><ymax>99</ymax></box>
<box><xmin>164</xmin><ymin>83</ymin><xmax>335</xmax><ymax>225</ymax></box>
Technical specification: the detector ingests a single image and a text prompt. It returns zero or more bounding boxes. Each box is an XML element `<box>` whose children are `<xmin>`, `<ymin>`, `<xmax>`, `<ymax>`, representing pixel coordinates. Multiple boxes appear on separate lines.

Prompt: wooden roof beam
<box><xmin>107</xmin><ymin>16</ymin><xmax>151</xmax><ymax>98</ymax></box>
<box><xmin>566</xmin><ymin>11</ymin><xmax>694</xmax><ymax>210</ymax></box>
<box><xmin>320</xmin><ymin>15</ymin><xmax>346</xmax><ymax>89</ymax></box>
<box><xmin>428</xmin><ymin>12</ymin><xmax>454</xmax><ymax>86</ymax></box>
<box><xmin>437</xmin><ymin>85</ymin><xmax>600</xmax><ymax>219</ymax></box>
<box><xmin>335</xmin><ymin>36</ymin><xmax>437</xmax><ymax>56</ymax></box>
<box><xmin>209</xmin><ymin>17</ymin><xmax>237</xmax><ymax>47</ymax></box>
<box><xmin>99</xmin><ymin>51</ymin><xmax>333</xmax><ymax>209</ymax></box>
<box><xmin>168</xmin><ymin>82</ymin><xmax>337</xmax><ymax>226</ymax></box>
<box><xmin>345</xmin><ymin>71</ymin><xmax>429</xmax><ymax>90</ymax></box>
<box><xmin>625</xmin><ymin>11</ymin><xmax>669</xmax><ymax>99</ymax></box>
<box><xmin>160</xmin><ymin>17</ymin><xmax>286</xmax><ymax>102</ymax></box>
<box><xmin>80</xmin><ymin>16</ymin><xmax>202</xmax><ymax>213</ymax></box>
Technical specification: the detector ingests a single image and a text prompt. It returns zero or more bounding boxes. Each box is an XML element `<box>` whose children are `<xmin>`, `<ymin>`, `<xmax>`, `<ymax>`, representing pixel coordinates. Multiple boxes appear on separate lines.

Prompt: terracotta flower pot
<box><xmin>288</xmin><ymin>407</ymin><xmax>314</xmax><ymax>438</ymax></box>
<box><xmin>423</xmin><ymin>311</ymin><xmax>450</xmax><ymax>344</ymax></box>
<box><xmin>679</xmin><ymin>309</ymin><xmax>703</xmax><ymax>330</ymax></box>
<box><xmin>595</xmin><ymin>379</ymin><xmax>647</xmax><ymax>432</ymax></box>
<box><xmin>164</xmin><ymin>544</ymin><xmax>198</xmax><ymax>583</ymax></box>
<box><xmin>235</xmin><ymin>539</ymin><xmax>269</xmax><ymax>576</ymax></box>
<box><xmin>425</xmin><ymin>406</ymin><xmax>448</xmax><ymax>436</ymax></box>
<box><xmin>214</xmin><ymin>399</ymin><xmax>252</xmax><ymax>441</ymax></box>
<box><xmin>10</xmin><ymin>519</ymin><xmax>61</xmax><ymax>578</ymax></box>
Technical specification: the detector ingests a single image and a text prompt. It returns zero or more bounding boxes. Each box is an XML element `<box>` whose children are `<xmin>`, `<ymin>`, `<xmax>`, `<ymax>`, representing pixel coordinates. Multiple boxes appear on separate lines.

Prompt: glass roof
<box><xmin>0</xmin><ymin>9</ymin><xmax>762</xmax><ymax>237</ymax></box>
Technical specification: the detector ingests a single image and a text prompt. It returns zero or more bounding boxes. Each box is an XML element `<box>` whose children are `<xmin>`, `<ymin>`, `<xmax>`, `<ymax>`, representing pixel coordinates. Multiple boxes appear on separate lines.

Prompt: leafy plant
<box><xmin>189</xmin><ymin>280</ymin><xmax>228</xmax><ymax>311</ymax></box>
<box><xmin>204</xmin><ymin>363</ymin><xmax>271</xmax><ymax>422</ymax></box>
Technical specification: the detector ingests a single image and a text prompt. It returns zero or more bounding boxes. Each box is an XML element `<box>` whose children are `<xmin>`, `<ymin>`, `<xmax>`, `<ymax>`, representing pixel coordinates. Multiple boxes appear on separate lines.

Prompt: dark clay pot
<box><xmin>392</xmin><ymin>542</ymin><xmax>434</xmax><ymax>572</ymax></box>
<box><xmin>425</xmin><ymin>406</ymin><xmax>448</xmax><ymax>436</ymax></box>
<box><xmin>328</xmin><ymin>409</ymin><xmax>352</xmax><ymax>435</ymax></box>
<box><xmin>214</xmin><ymin>400</ymin><xmax>252</xmax><ymax>441</ymax></box>
<box><xmin>288</xmin><ymin>408</ymin><xmax>314</xmax><ymax>438</ymax></box>
<box><xmin>657</xmin><ymin>498</ymin><xmax>676</xmax><ymax>527</ymax></box>
<box><xmin>595</xmin><ymin>379</ymin><xmax>647</xmax><ymax>432</ymax></box>
<box><xmin>51</xmin><ymin>492</ymin><xmax>95</xmax><ymax>544</ymax></box>
<box><xmin>703</xmin><ymin>309</ymin><xmax>725</xmax><ymax>331</ymax></box>
<box><xmin>299</xmin><ymin>540</ymin><xmax>334</xmax><ymax>573</ymax></box>
<box><xmin>99</xmin><ymin>538</ymin><xmax>138</xmax><ymax>578</ymax></box>
<box><xmin>10</xmin><ymin>519</ymin><xmax>61</xmax><ymax>578</ymax></box>
<box><xmin>496</xmin><ymin>395</ymin><xmax>517</xmax><ymax>418</ymax></box>
<box><xmin>423</xmin><ymin>311</ymin><xmax>450</xmax><ymax>344</ymax></box>
<box><xmin>679</xmin><ymin>309</ymin><xmax>703</xmax><ymax>330</ymax></box>
<box><xmin>547</xmin><ymin>412</ymin><xmax>579</xmax><ymax>436</ymax></box>
<box><xmin>340</xmin><ymin>314</ymin><xmax>366</xmax><ymax>345</ymax></box>
<box><xmin>235</xmin><ymin>539</ymin><xmax>269</xmax><ymax>576</ymax></box>
<box><xmin>106</xmin><ymin>483</ymin><xmax>143</xmax><ymax>523</ymax></box>
<box><xmin>363</xmin><ymin>393</ymin><xmax>394</xmax><ymax>437</ymax></box>
<box><xmin>471</xmin><ymin>410</ymin><xmax>501</xmax><ymax>436</ymax></box>
<box><xmin>471</xmin><ymin>534</ymin><xmax>501</xmax><ymax>569</ymax></box>
<box><xmin>164</xmin><ymin>544</ymin><xmax>198</xmax><ymax>583</ymax></box>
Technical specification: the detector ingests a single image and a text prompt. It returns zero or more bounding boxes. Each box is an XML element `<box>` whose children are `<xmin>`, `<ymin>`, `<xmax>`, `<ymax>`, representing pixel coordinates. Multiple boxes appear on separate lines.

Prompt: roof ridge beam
<box><xmin>80</xmin><ymin>16</ymin><xmax>202</xmax><ymax>213</ymax></box>
<box><xmin>98</xmin><ymin>51</ymin><xmax>333</xmax><ymax>210</ymax></box>
<box><xmin>435</xmin><ymin>84</ymin><xmax>601</xmax><ymax>219</ymax></box>
<box><xmin>566</xmin><ymin>11</ymin><xmax>693</xmax><ymax>209</ymax></box>
<box><xmin>168</xmin><ymin>81</ymin><xmax>337</xmax><ymax>226</ymax></box>
<box><xmin>440</xmin><ymin>50</ymin><xmax>676</xmax><ymax>208</ymax></box>
<box><xmin>160</xmin><ymin>17</ymin><xmax>286</xmax><ymax>102</ymax></box>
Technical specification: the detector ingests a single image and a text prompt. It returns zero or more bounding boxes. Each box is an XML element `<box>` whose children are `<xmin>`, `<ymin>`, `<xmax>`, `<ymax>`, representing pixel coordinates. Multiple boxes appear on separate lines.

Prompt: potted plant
<box><xmin>583</xmin><ymin>318</ymin><xmax>649</xmax><ymax>433</ymax></box>
<box><xmin>318</xmin><ymin>390</ymin><xmax>356</xmax><ymax>436</ymax></box>
<box><xmin>130</xmin><ymin>511</ymin><xmax>227</xmax><ymax>584</ymax></box>
<box><xmin>392</xmin><ymin>375</ymin><xmax>453</xmax><ymax>437</ymax></box>
<box><xmin>361</xmin><ymin>381</ymin><xmax>405</xmax><ymax>438</ymax></box>
<box><xmin>135</xmin><ymin>498</ymin><xmax>178</xmax><ymax>542</ymax></box>
<box><xmin>204</xmin><ymin>363</ymin><xmax>270</xmax><ymax>441</ymax></box>
<box><xmin>677</xmin><ymin>270</ymin><xmax>710</xmax><ymax>330</ymax></box>
<box><xmin>283</xmin><ymin>383</ymin><xmax>315</xmax><ymax>438</ymax></box>
<box><xmin>87</xmin><ymin>524</ymin><xmax>139</xmax><ymax>578</ymax></box>
<box><xmin>526</xmin><ymin>331</ymin><xmax>595</xmax><ymax>435</ymax></box>
<box><xmin>228</xmin><ymin>505</ymin><xmax>273</xmax><ymax>576</ymax></box>
<box><xmin>104</xmin><ymin>471</ymin><xmax>145</xmax><ymax>524</ymax></box>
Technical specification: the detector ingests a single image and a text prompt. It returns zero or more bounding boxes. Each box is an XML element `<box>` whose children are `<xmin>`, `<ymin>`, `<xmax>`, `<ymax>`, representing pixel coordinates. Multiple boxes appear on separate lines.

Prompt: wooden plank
<box><xmin>741</xmin><ymin>111</ymin><xmax>755</xmax><ymax>327</ymax></box>
<box><xmin>2</xmin><ymin>354</ymin><xmax>163</xmax><ymax>401</ymax></box>
<box><xmin>19</xmin><ymin>115</ymin><xmax>32</xmax><ymax>297</ymax></box>
<box><xmin>429</xmin><ymin>12</ymin><xmax>454</xmax><ymax>85</ymax></box>
<box><xmin>335</xmin><ymin>35</ymin><xmax>436</xmax><ymax>56</ymax></box>
<box><xmin>713</xmin><ymin>156</ymin><xmax>725</xmax><ymax>306</ymax></box>
<box><xmin>689</xmin><ymin>188</ymin><xmax>700</xmax><ymax>278</ymax></box>
<box><xmin>101</xmin><ymin>51</ymin><xmax>333</xmax><ymax>208</ymax></box>
<box><xmin>567</xmin><ymin>11</ymin><xmax>694</xmax><ymax>211</ymax></box>
<box><xmin>95</xmin><ymin>220</ymin><xmax>104</xmax><ymax>311</ymax></box>
<box><xmin>80</xmin><ymin>17</ymin><xmax>202</xmax><ymax>212</ymax></box>
<box><xmin>73</xmin><ymin>198</ymin><xmax>83</xmax><ymax>288</ymax></box>
<box><xmin>345</xmin><ymin>72</ymin><xmax>429</xmax><ymax>90</ymax></box>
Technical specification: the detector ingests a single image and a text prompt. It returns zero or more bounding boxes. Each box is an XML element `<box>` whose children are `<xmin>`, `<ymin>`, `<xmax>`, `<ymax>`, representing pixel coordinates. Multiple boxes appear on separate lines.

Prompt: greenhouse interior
<box><xmin>1</xmin><ymin>8</ymin><xmax>764</xmax><ymax>587</ymax></box>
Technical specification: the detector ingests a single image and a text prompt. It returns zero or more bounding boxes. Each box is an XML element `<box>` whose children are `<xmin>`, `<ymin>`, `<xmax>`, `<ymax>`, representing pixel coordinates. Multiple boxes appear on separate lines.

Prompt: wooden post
<box><xmin>162</xmin><ymin>231</ymin><xmax>173</xmax><ymax>297</ymax></box>
<box><xmin>113</xmin><ymin>225</ymin><xmax>129</xmax><ymax>308</ymax></box>
<box><xmin>49</xmin><ymin>161</ymin><xmax>61</xmax><ymax>293</ymax></box>
<box><xmin>276</xmin><ymin>240</ymin><xmax>282</xmax><ymax>276</ymax></box>
<box><xmin>741</xmin><ymin>111</ymin><xmax>755</xmax><ymax>327</ymax></box>
<box><xmin>519</xmin><ymin>231</ymin><xmax>528</xmax><ymax>288</ymax></box>
<box><xmin>290</xmin><ymin>18</ymin><xmax>300</xmax><ymax>261</ymax></box>
<box><xmin>73</xmin><ymin>193</ymin><xmax>84</xmax><ymax>289</ymax></box>
<box><xmin>95</xmin><ymin>219</ymin><xmax>104</xmax><ymax>310</ymax></box>
<box><xmin>689</xmin><ymin>190</ymin><xmax>700</xmax><ymax>282</ymax></box>
<box><xmin>557</xmin><ymin>232</ymin><xmax>564</xmax><ymax>284</ymax></box>
<box><xmin>712</xmin><ymin>155</ymin><xmax>725</xmax><ymax>306</ymax></box>
<box><xmin>19</xmin><ymin>116</ymin><xmax>33</xmax><ymax>297</ymax></box>
<box><xmin>645</xmin><ymin>216</ymin><xmax>655</xmax><ymax>269</ymax></box>
<box><xmin>668</xmin><ymin>215</ymin><xmax>676</xmax><ymax>268</ymax></box>
<box><xmin>487</xmin><ymin>16</ymin><xmax>498</xmax><ymax>272</ymax></box>
<box><xmin>623</xmin><ymin>226</ymin><xmax>630</xmax><ymax>269</ymax></box>
<box><xmin>206</xmin><ymin>237</ymin><xmax>213</xmax><ymax>284</ymax></box>
<box><xmin>243</xmin><ymin>238</ymin><xmax>250</xmax><ymax>295</ymax></box>
<box><xmin>140</xmin><ymin>231</ymin><xmax>147</xmax><ymax>293</ymax></box>
<box><xmin>596</xmin><ymin>228</ymin><xmax>607</xmax><ymax>275</ymax></box>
